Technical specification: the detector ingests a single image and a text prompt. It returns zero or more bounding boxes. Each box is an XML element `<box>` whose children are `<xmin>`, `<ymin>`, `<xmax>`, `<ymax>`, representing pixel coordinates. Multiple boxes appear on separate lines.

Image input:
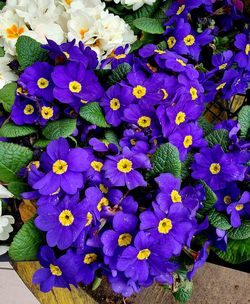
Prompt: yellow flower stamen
<box><xmin>176</xmin><ymin>58</ymin><xmax>186</xmax><ymax>66</ymax></box>
<box><xmin>118</xmin><ymin>233</ymin><xmax>132</xmax><ymax>247</ymax></box>
<box><xmin>158</xmin><ymin>218</ymin><xmax>173</xmax><ymax>234</ymax></box>
<box><xmin>58</xmin><ymin>210</ymin><xmax>74</xmax><ymax>226</ymax></box>
<box><xmin>50</xmin><ymin>264</ymin><xmax>62</xmax><ymax>276</ymax></box>
<box><xmin>171</xmin><ymin>190</ymin><xmax>182</xmax><ymax>203</ymax></box>
<box><xmin>52</xmin><ymin>160</ymin><xmax>68</xmax><ymax>175</ymax></box>
<box><xmin>224</xmin><ymin>195</ymin><xmax>232</xmax><ymax>205</ymax></box>
<box><xmin>190</xmin><ymin>87</ymin><xmax>198</xmax><ymax>100</ymax></box>
<box><xmin>132</xmin><ymin>85</ymin><xmax>147</xmax><ymax>99</ymax></box>
<box><xmin>167</xmin><ymin>36</ymin><xmax>176</xmax><ymax>49</ymax></box>
<box><xmin>183</xmin><ymin>135</ymin><xmax>193</xmax><ymax>148</ymax></box>
<box><xmin>176</xmin><ymin>4</ymin><xmax>185</xmax><ymax>15</ymax></box>
<box><xmin>110</xmin><ymin>98</ymin><xmax>120</xmax><ymax>110</ymax></box>
<box><xmin>85</xmin><ymin>212</ymin><xmax>93</xmax><ymax>226</ymax></box>
<box><xmin>6</xmin><ymin>24</ymin><xmax>24</xmax><ymax>39</ymax></box>
<box><xmin>91</xmin><ymin>161</ymin><xmax>103</xmax><ymax>172</ymax></box>
<box><xmin>117</xmin><ymin>159</ymin><xmax>133</xmax><ymax>173</ymax></box>
<box><xmin>84</xmin><ymin>253</ymin><xmax>97</xmax><ymax>264</ymax></box>
<box><xmin>23</xmin><ymin>104</ymin><xmax>34</xmax><ymax>115</ymax></box>
<box><xmin>209</xmin><ymin>163</ymin><xmax>221</xmax><ymax>174</ymax></box>
<box><xmin>41</xmin><ymin>106</ymin><xmax>53</xmax><ymax>119</ymax></box>
<box><xmin>184</xmin><ymin>35</ymin><xmax>195</xmax><ymax>46</ymax></box>
<box><xmin>175</xmin><ymin>111</ymin><xmax>186</xmax><ymax>125</ymax></box>
<box><xmin>97</xmin><ymin>197</ymin><xmax>109</xmax><ymax>212</ymax></box>
<box><xmin>69</xmin><ymin>81</ymin><xmax>82</xmax><ymax>93</ymax></box>
<box><xmin>137</xmin><ymin>116</ymin><xmax>151</xmax><ymax>128</ymax></box>
<box><xmin>37</xmin><ymin>78</ymin><xmax>49</xmax><ymax>89</ymax></box>
<box><xmin>137</xmin><ymin>249</ymin><xmax>151</xmax><ymax>260</ymax></box>
<box><xmin>235</xmin><ymin>204</ymin><xmax>244</xmax><ymax>211</ymax></box>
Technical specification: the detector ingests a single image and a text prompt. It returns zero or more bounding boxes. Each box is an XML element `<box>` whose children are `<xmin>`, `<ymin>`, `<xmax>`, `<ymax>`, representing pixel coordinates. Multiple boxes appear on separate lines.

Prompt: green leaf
<box><xmin>0</xmin><ymin>123</ymin><xmax>37</xmax><ymax>138</ymax></box>
<box><xmin>108</xmin><ymin>63</ymin><xmax>132</xmax><ymax>85</ymax></box>
<box><xmin>0</xmin><ymin>82</ymin><xmax>17</xmax><ymax>112</ymax></box>
<box><xmin>228</xmin><ymin>221</ymin><xmax>250</xmax><ymax>240</ymax></box>
<box><xmin>9</xmin><ymin>218</ymin><xmax>45</xmax><ymax>261</ymax></box>
<box><xmin>205</xmin><ymin>129</ymin><xmax>229</xmax><ymax>151</ymax></box>
<box><xmin>130</xmin><ymin>40</ymin><xmax>144</xmax><ymax>53</ymax></box>
<box><xmin>0</xmin><ymin>142</ymin><xmax>33</xmax><ymax>183</ymax></box>
<box><xmin>104</xmin><ymin>130</ymin><xmax>120</xmax><ymax>147</ymax></box>
<box><xmin>157</xmin><ymin>41</ymin><xmax>167</xmax><ymax>50</ymax></box>
<box><xmin>208</xmin><ymin>209</ymin><xmax>231</xmax><ymax>230</ymax></box>
<box><xmin>0</xmin><ymin>47</ymin><xmax>5</xmax><ymax>57</ymax></box>
<box><xmin>7</xmin><ymin>182</ymin><xmax>29</xmax><ymax>199</ymax></box>
<box><xmin>133</xmin><ymin>17</ymin><xmax>164</xmax><ymax>34</ymax></box>
<box><xmin>147</xmin><ymin>143</ymin><xmax>181</xmax><ymax>179</ymax></box>
<box><xmin>33</xmin><ymin>139</ymin><xmax>51</xmax><ymax>148</ymax></box>
<box><xmin>152</xmin><ymin>0</ymin><xmax>172</xmax><ymax>22</ymax></box>
<box><xmin>92</xmin><ymin>277</ymin><xmax>102</xmax><ymax>291</ymax></box>
<box><xmin>199</xmin><ymin>181</ymin><xmax>217</xmax><ymax>214</ymax></box>
<box><xmin>181</xmin><ymin>153</ymin><xmax>194</xmax><ymax>181</ymax></box>
<box><xmin>16</xmin><ymin>36</ymin><xmax>49</xmax><ymax>69</ymax></box>
<box><xmin>42</xmin><ymin>119</ymin><xmax>77</xmax><ymax>140</ymax></box>
<box><xmin>80</xmin><ymin>102</ymin><xmax>110</xmax><ymax>128</ymax></box>
<box><xmin>198</xmin><ymin>116</ymin><xmax>214</xmax><ymax>136</ymax></box>
<box><xmin>238</xmin><ymin>105</ymin><xmax>250</xmax><ymax>139</ymax></box>
<box><xmin>0</xmin><ymin>1</ymin><xmax>5</xmax><ymax>10</ymax></box>
<box><xmin>173</xmin><ymin>280</ymin><xmax>193</xmax><ymax>303</ymax></box>
<box><xmin>214</xmin><ymin>237</ymin><xmax>250</xmax><ymax>264</ymax></box>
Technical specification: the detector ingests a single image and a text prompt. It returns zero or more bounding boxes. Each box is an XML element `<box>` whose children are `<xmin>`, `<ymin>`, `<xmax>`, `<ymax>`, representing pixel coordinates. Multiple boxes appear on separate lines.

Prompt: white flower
<box><xmin>0</xmin><ymin>54</ymin><xmax>18</xmax><ymax>89</ymax></box>
<box><xmin>0</xmin><ymin>245</ymin><xmax>9</xmax><ymax>256</ymax></box>
<box><xmin>25</xmin><ymin>23</ymin><xmax>65</xmax><ymax>44</ymax></box>
<box><xmin>0</xmin><ymin>200</ymin><xmax>15</xmax><ymax>241</ymax></box>
<box><xmin>105</xmin><ymin>0</ymin><xmax>157</xmax><ymax>10</ymax></box>
<box><xmin>0</xmin><ymin>185</ymin><xmax>14</xmax><ymax>199</ymax></box>
<box><xmin>0</xmin><ymin>10</ymin><xmax>28</xmax><ymax>55</ymax></box>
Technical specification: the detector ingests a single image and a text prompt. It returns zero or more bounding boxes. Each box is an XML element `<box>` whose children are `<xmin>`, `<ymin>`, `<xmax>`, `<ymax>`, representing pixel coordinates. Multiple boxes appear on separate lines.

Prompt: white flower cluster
<box><xmin>0</xmin><ymin>0</ymin><xmax>136</xmax><ymax>60</ymax></box>
<box><xmin>0</xmin><ymin>185</ymin><xmax>14</xmax><ymax>256</ymax></box>
<box><xmin>105</xmin><ymin>0</ymin><xmax>157</xmax><ymax>11</ymax></box>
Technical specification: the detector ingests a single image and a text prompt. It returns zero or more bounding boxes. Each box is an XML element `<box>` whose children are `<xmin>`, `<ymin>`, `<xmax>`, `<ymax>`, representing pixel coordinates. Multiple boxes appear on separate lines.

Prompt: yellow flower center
<box><xmin>65</xmin><ymin>0</ymin><xmax>72</xmax><ymax>5</ymax></box>
<box><xmin>137</xmin><ymin>249</ymin><xmax>151</xmax><ymax>260</ymax></box>
<box><xmin>26</xmin><ymin>161</ymin><xmax>40</xmax><ymax>171</ymax></box>
<box><xmin>17</xmin><ymin>87</ymin><xmax>28</xmax><ymax>95</ymax></box>
<box><xmin>146</xmin><ymin>63</ymin><xmax>157</xmax><ymax>73</ymax></box>
<box><xmin>113</xmin><ymin>53</ymin><xmax>126</xmax><ymax>59</ymax></box>
<box><xmin>97</xmin><ymin>197</ymin><xmax>109</xmax><ymax>212</ymax></box>
<box><xmin>117</xmin><ymin>158</ymin><xmax>133</xmax><ymax>173</ymax></box>
<box><xmin>130</xmin><ymin>138</ymin><xmax>137</xmax><ymax>145</ymax></box>
<box><xmin>245</xmin><ymin>44</ymin><xmax>250</xmax><ymax>56</ymax></box>
<box><xmin>37</xmin><ymin>78</ymin><xmax>49</xmax><ymax>89</ymax></box>
<box><xmin>176</xmin><ymin>58</ymin><xmax>186</xmax><ymax>66</ymax></box>
<box><xmin>184</xmin><ymin>35</ymin><xmax>195</xmax><ymax>46</ymax></box>
<box><xmin>176</xmin><ymin>4</ymin><xmax>185</xmax><ymax>15</ymax></box>
<box><xmin>158</xmin><ymin>218</ymin><xmax>173</xmax><ymax>234</ymax></box>
<box><xmin>52</xmin><ymin>159</ymin><xmax>68</xmax><ymax>175</ymax></box>
<box><xmin>41</xmin><ymin>106</ymin><xmax>53</xmax><ymax>119</ymax></box>
<box><xmin>235</xmin><ymin>204</ymin><xmax>244</xmax><ymax>211</ymax></box>
<box><xmin>209</xmin><ymin>163</ymin><xmax>221</xmax><ymax>174</ymax></box>
<box><xmin>110</xmin><ymin>98</ymin><xmax>120</xmax><ymax>111</ymax></box>
<box><xmin>6</xmin><ymin>24</ymin><xmax>24</xmax><ymax>39</ymax></box>
<box><xmin>99</xmin><ymin>184</ymin><xmax>109</xmax><ymax>194</ymax></box>
<box><xmin>91</xmin><ymin>161</ymin><xmax>103</xmax><ymax>172</ymax></box>
<box><xmin>171</xmin><ymin>190</ymin><xmax>182</xmax><ymax>203</ymax></box>
<box><xmin>63</xmin><ymin>51</ymin><xmax>70</xmax><ymax>59</ymax></box>
<box><xmin>23</xmin><ymin>104</ymin><xmax>34</xmax><ymax>115</ymax></box>
<box><xmin>58</xmin><ymin>210</ymin><xmax>74</xmax><ymax>226</ymax></box>
<box><xmin>167</xmin><ymin>36</ymin><xmax>176</xmax><ymax>49</ymax></box>
<box><xmin>118</xmin><ymin>233</ymin><xmax>132</xmax><ymax>247</ymax></box>
<box><xmin>223</xmin><ymin>195</ymin><xmax>232</xmax><ymax>205</ymax></box>
<box><xmin>161</xmin><ymin>89</ymin><xmax>168</xmax><ymax>100</ymax></box>
<box><xmin>154</xmin><ymin>49</ymin><xmax>165</xmax><ymax>55</ymax></box>
<box><xmin>79</xmin><ymin>28</ymin><xmax>88</xmax><ymax>39</ymax></box>
<box><xmin>85</xmin><ymin>212</ymin><xmax>93</xmax><ymax>226</ymax></box>
<box><xmin>216</xmin><ymin>82</ymin><xmax>226</xmax><ymax>90</ymax></box>
<box><xmin>84</xmin><ymin>253</ymin><xmax>97</xmax><ymax>264</ymax></box>
<box><xmin>190</xmin><ymin>87</ymin><xmax>198</xmax><ymax>100</ymax></box>
<box><xmin>50</xmin><ymin>264</ymin><xmax>62</xmax><ymax>276</ymax></box>
<box><xmin>219</xmin><ymin>63</ymin><xmax>227</xmax><ymax>70</ymax></box>
<box><xmin>175</xmin><ymin>111</ymin><xmax>186</xmax><ymax>125</ymax></box>
<box><xmin>69</xmin><ymin>81</ymin><xmax>82</xmax><ymax>93</ymax></box>
<box><xmin>137</xmin><ymin>116</ymin><xmax>151</xmax><ymax>128</ymax></box>
<box><xmin>183</xmin><ymin>135</ymin><xmax>193</xmax><ymax>148</ymax></box>
<box><xmin>132</xmin><ymin>85</ymin><xmax>147</xmax><ymax>99</ymax></box>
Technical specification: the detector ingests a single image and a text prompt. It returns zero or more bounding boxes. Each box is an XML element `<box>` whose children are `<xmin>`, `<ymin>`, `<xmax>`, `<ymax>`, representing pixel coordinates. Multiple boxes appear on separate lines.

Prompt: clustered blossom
<box><xmin>1</xmin><ymin>0</ymin><xmax>250</xmax><ymax>299</ymax></box>
<box><xmin>0</xmin><ymin>0</ymin><xmax>136</xmax><ymax>59</ymax></box>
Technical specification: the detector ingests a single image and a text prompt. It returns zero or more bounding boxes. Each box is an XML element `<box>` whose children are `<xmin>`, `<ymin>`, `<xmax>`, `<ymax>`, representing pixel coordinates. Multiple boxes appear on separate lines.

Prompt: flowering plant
<box><xmin>0</xmin><ymin>0</ymin><xmax>249</xmax><ymax>302</ymax></box>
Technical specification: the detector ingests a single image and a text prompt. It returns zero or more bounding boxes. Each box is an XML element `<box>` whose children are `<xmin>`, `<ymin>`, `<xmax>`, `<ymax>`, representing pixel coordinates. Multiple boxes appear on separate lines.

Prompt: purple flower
<box><xmin>108</xmin><ymin>272</ymin><xmax>141</xmax><ymax>297</ymax></box>
<box><xmin>32</xmin><ymin>138</ymin><xmax>89</xmax><ymax>195</ymax></box>
<box><xmin>191</xmin><ymin>145</ymin><xmax>246</xmax><ymax>190</ymax></box>
<box><xmin>234</xmin><ymin>33</ymin><xmax>250</xmax><ymax>71</ymax></box>
<box><xmin>187</xmin><ymin>241</ymin><xmax>211</xmax><ymax>280</ymax></box>
<box><xmin>125</xmin><ymin>69</ymin><xmax>163</xmax><ymax>105</ymax></box>
<box><xmin>215</xmin><ymin>182</ymin><xmax>240</xmax><ymax>212</ymax></box>
<box><xmin>35</xmin><ymin>195</ymin><xmax>86</xmax><ymax>249</ymax></box>
<box><xmin>101</xmin><ymin>45</ymin><xmax>134</xmax><ymax>69</ymax></box>
<box><xmin>33</xmin><ymin>246</ymin><xmax>77</xmax><ymax>292</ymax></box>
<box><xmin>157</xmin><ymin>98</ymin><xmax>204</xmax><ymax>138</ymax></box>
<box><xmin>155</xmin><ymin>173</ymin><xmax>202</xmax><ymax>212</ymax></box>
<box><xmin>212</xmin><ymin>50</ymin><xmax>234</xmax><ymax>71</ymax></box>
<box><xmin>38</xmin><ymin>100</ymin><xmax>60</xmax><ymax>125</ymax></box>
<box><xmin>52</xmin><ymin>62</ymin><xmax>104</xmax><ymax>110</ymax></box>
<box><xmin>11</xmin><ymin>96</ymin><xmax>38</xmax><ymax>125</ymax></box>
<box><xmin>66</xmin><ymin>248</ymin><xmax>100</xmax><ymax>285</ymax></box>
<box><xmin>123</xmin><ymin>104</ymin><xmax>161</xmax><ymax>136</ymax></box>
<box><xmin>104</xmin><ymin>147</ymin><xmax>151</xmax><ymax>190</ymax></box>
<box><xmin>100</xmin><ymin>84</ymin><xmax>132</xmax><ymax>127</ymax></box>
<box><xmin>89</xmin><ymin>137</ymin><xmax>118</xmax><ymax>154</ymax></box>
<box><xmin>227</xmin><ymin>191</ymin><xmax>250</xmax><ymax>227</ymax></box>
<box><xmin>119</xmin><ymin>129</ymin><xmax>149</xmax><ymax>153</ymax></box>
<box><xmin>169</xmin><ymin>122</ymin><xmax>207</xmax><ymax>160</ymax></box>
<box><xmin>140</xmin><ymin>203</ymin><xmax>193</xmax><ymax>255</ymax></box>
<box><xmin>116</xmin><ymin>231</ymin><xmax>174</xmax><ymax>283</ymax></box>
<box><xmin>19</xmin><ymin>62</ymin><xmax>54</xmax><ymax>101</ymax></box>
<box><xmin>177</xmin><ymin>74</ymin><xmax>205</xmax><ymax>104</ymax></box>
